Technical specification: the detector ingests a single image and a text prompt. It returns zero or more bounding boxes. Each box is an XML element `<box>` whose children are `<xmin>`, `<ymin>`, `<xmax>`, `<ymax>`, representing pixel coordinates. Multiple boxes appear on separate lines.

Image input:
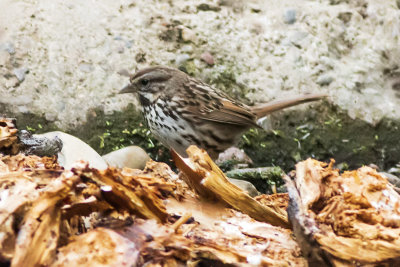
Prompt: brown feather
<box><xmin>250</xmin><ymin>93</ymin><xmax>327</xmax><ymax>119</ymax></box>
<box><xmin>188</xmin><ymin>99</ymin><xmax>258</xmax><ymax>127</ymax></box>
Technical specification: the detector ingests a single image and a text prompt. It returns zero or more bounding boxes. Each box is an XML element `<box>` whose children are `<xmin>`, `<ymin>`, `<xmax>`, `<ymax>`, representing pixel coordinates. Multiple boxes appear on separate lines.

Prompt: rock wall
<box><xmin>1</xmin><ymin>0</ymin><xmax>400</xmax><ymax>169</ymax></box>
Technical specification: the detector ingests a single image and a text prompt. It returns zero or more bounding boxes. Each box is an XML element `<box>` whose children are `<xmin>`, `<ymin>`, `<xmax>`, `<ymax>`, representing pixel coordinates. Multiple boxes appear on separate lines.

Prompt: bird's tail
<box><xmin>250</xmin><ymin>93</ymin><xmax>327</xmax><ymax>119</ymax></box>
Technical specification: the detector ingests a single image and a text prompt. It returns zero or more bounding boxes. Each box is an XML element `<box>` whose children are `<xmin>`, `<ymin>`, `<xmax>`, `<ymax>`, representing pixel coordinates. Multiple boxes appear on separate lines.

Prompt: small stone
<box><xmin>216</xmin><ymin>147</ymin><xmax>253</xmax><ymax>167</ymax></box>
<box><xmin>380</xmin><ymin>172</ymin><xmax>400</xmax><ymax>188</ymax></box>
<box><xmin>175</xmin><ymin>53</ymin><xmax>191</xmax><ymax>65</ymax></box>
<box><xmin>317</xmin><ymin>74</ymin><xmax>334</xmax><ymax>86</ymax></box>
<box><xmin>200</xmin><ymin>51</ymin><xmax>214</xmax><ymax>65</ymax></box>
<box><xmin>13</xmin><ymin>67</ymin><xmax>29</xmax><ymax>82</ymax></box>
<box><xmin>228</xmin><ymin>178</ymin><xmax>260</xmax><ymax>197</ymax></box>
<box><xmin>283</xmin><ymin>9</ymin><xmax>296</xmax><ymax>24</ymax></box>
<box><xmin>102</xmin><ymin>146</ymin><xmax>150</xmax><ymax>170</ymax></box>
<box><xmin>180</xmin><ymin>26</ymin><xmax>197</xmax><ymax>43</ymax></box>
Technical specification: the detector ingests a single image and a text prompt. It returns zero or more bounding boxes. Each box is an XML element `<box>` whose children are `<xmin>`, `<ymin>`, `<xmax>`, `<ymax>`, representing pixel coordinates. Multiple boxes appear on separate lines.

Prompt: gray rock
<box><xmin>102</xmin><ymin>146</ymin><xmax>150</xmax><ymax>170</ymax></box>
<box><xmin>13</xmin><ymin>67</ymin><xmax>29</xmax><ymax>82</ymax></box>
<box><xmin>36</xmin><ymin>131</ymin><xmax>108</xmax><ymax>170</ymax></box>
<box><xmin>217</xmin><ymin>147</ymin><xmax>253</xmax><ymax>167</ymax></box>
<box><xmin>19</xmin><ymin>130</ymin><xmax>62</xmax><ymax>157</ymax></box>
<box><xmin>228</xmin><ymin>178</ymin><xmax>260</xmax><ymax>197</ymax></box>
<box><xmin>283</xmin><ymin>9</ymin><xmax>296</xmax><ymax>24</ymax></box>
<box><xmin>380</xmin><ymin>172</ymin><xmax>400</xmax><ymax>188</ymax></box>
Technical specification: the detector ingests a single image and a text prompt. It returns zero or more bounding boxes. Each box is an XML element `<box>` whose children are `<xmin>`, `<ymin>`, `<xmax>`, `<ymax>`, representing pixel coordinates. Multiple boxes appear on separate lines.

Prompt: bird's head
<box><xmin>119</xmin><ymin>66</ymin><xmax>186</xmax><ymax>105</ymax></box>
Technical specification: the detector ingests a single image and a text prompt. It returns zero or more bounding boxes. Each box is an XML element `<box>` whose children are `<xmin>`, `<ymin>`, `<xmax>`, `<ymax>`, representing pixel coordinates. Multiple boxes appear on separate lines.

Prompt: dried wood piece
<box><xmin>0</xmin><ymin>154</ymin><xmax>61</xmax><ymax>173</ymax></box>
<box><xmin>11</xmin><ymin>172</ymin><xmax>80</xmax><ymax>267</ymax></box>
<box><xmin>62</xmin><ymin>196</ymin><xmax>113</xmax><ymax>219</ymax></box>
<box><xmin>0</xmin><ymin>148</ymin><xmax>306</xmax><ymax>266</ymax></box>
<box><xmin>0</xmin><ymin>118</ymin><xmax>18</xmax><ymax>154</ymax></box>
<box><xmin>186</xmin><ymin>210</ymin><xmax>305</xmax><ymax>266</ymax></box>
<box><xmin>120</xmin><ymin>207</ymin><xmax>305</xmax><ymax>266</ymax></box>
<box><xmin>172</xmin><ymin>145</ymin><xmax>289</xmax><ymax>228</ymax></box>
<box><xmin>286</xmin><ymin>158</ymin><xmax>400</xmax><ymax>266</ymax></box>
<box><xmin>0</xmin><ymin>155</ymin><xmax>64</xmax><ymax>261</ymax></box>
<box><xmin>74</xmin><ymin>164</ymin><xmax>175</xmax><ymax>222</ymax></box>
<box><xmin>0</xmin><ymin>175</ymin><xmax>39</xmax><ymax>261</ymax></box>
<box><xmin>51</xmin><ymin>228</ymin><xmax>140</xmax><ymax>267</ymax></box>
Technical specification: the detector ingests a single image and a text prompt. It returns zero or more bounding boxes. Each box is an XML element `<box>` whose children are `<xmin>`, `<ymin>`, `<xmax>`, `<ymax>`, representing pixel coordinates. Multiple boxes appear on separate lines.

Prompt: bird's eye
<box><xmin>140</xmin><ymin>79</ymin><xmax>149</xmax><ymax>86</ymax></box>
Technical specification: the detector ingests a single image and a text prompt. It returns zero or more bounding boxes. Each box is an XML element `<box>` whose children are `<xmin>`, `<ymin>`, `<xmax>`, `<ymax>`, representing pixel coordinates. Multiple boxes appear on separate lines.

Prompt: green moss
<box><xmin>2</xmin><ymin>98</ymin><xmax>400</xmax><ymax>174</ymax></box>
<box><xmin>1</xmin><ymin>103</ymin><xmax>169</xmax><ymax>162</ymax></box>
<box><xmin>68</xmin><ymin>104</ymin><xmax>169</xmax><ymax>162</ymax></box>
<box><xmin>240</xmin><ymin>101</ymin><xmax>400</xmax><ymax>171</ymax></box>
<box><xmin>226</xmin><ymin>166</ymin><xmax>284</xmax><ymax>194</ymax></box>
<box><xmin>0</xmin><ymin>105</ymin><xmax>60</xmax><ymax>134</ymax></box>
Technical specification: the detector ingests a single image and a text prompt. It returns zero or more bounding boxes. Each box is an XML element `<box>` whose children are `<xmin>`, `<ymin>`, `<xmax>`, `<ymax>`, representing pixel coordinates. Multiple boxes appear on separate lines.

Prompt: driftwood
<box><xmin>286</xmin><ymin>158</ymin><xmax>400</xmax><ymax>266</ymax></box>
<box><xmin>0</xmin><ymin>153</ymin><xmax>305</xmax><ymax>266</ymax></box>
<box><xmin>0</xmin><ymin>116</ymin><xmax>305</xmax><ymax>266</ymax></box>
<box><xmin>172</xmin><ymin>146</ymin><xmax>290</xmax><ymax>228</ymax></box>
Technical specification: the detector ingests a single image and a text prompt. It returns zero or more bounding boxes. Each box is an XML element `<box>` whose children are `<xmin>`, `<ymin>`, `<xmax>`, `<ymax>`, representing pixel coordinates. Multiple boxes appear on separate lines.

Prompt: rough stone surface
<box><xmin>1</xmin><ymin>0</ymin><xmax>400</xmax><ymax>170</ymax></box>
<box><xmin>1</xmin><ymin>0</ymin><xmax>399</xmax><ymax>128</ymax></box>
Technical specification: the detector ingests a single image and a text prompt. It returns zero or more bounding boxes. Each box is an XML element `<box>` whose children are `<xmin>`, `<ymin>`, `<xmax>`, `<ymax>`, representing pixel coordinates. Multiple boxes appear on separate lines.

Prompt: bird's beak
<box><xmin>119</xmin><ymin>83</ymin><xmax>136</xmax><ymax>94</ymax></box>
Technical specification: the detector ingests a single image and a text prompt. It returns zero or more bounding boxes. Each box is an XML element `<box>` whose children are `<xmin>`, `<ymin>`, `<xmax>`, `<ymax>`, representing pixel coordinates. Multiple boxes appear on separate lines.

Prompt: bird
<box><xmin>119</xmin><ymin>66</ymin><xmax>326</xmax><ymax>159</ymax></box>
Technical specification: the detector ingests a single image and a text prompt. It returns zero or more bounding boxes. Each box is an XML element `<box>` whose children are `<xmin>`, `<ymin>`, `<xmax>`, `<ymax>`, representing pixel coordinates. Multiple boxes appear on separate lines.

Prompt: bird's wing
<box><xmin>180</xmin><ymin>97</ymin><xmax>258</xmax><ymax>127</ymax></box>
<box><xmin>171</xmin><ymin>77</ymin><xmax>258</xmax><ymax>127</ymax></box>
<box><xmin>204</xmin><ymin>99</ymin><xmax>258</xmax><ymax>126</ymax></box>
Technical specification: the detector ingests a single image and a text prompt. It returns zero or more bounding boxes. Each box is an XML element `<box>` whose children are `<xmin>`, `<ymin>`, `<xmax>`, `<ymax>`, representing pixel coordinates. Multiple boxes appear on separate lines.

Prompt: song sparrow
<box><xmin>120</xmin><ymin>66</ymin><xmax>326</xmax><ymax>159</ymax></box>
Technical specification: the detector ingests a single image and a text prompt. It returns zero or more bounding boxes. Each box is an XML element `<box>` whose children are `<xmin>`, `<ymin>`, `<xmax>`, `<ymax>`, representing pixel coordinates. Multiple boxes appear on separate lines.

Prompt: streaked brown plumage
<box><xmin>120</xmin><ymin>66</ymin><xmax>326</xmax><ymax>159</ymax></box>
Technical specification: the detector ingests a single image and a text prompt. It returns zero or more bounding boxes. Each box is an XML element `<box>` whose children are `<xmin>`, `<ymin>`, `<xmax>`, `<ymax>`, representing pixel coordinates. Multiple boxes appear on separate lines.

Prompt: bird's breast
<box><xmin>142</xmin><ymin>100</ymin><xmax>195</xmax><ymax>154</ymax></box>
